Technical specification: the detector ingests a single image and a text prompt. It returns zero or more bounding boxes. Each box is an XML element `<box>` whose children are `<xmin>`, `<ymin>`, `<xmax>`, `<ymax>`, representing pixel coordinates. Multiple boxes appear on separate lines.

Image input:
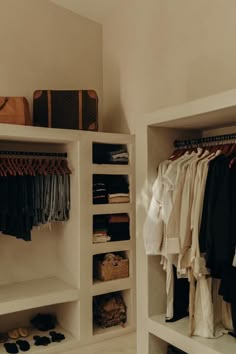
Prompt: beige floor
<box><xmin>63</xmin><ymin>332</ymin><xmax>136</xmax><ymax>354</ymax></box>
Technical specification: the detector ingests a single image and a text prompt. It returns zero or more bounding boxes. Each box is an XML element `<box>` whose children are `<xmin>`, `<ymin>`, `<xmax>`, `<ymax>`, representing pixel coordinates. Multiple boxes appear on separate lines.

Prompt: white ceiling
<box><xmin>50</xmin><ymin>0</ymin><xmax>123</xmax><ymax>23</ymax></box>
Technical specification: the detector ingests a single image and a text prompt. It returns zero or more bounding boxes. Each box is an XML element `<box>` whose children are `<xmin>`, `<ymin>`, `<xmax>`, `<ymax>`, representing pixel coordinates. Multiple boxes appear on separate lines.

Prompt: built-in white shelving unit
<box><xmin>0</xmin><ymin>125</ymin><xmax>135</xmax><ymax>353</ymax></box>
<box><xmin>136</xmin><ymin>89</ymin><xmax>236</xmax><ymax>354</ymax></box>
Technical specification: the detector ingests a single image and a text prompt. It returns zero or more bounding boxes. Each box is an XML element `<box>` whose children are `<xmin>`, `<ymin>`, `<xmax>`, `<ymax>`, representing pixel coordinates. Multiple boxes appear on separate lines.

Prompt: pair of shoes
<box><xmin>33</xmin><ymin>332</ymin><xmax>65</xmax><ymax>346</ymax></box>
<box><xmin>4</xmin><ymin>340</ymin><xmax>30</xmax><ymax>353</ymax></box>
<box><xmin>49</xmin><ymin>331</ymin><xmax>65</xmax><ymax>343</ymax></box>
<box><xmin>7</xmin><ymin>328</ymin><xmax>29</xmax><ymax>340</ymax></box>
<box><xmin>33</xmin><ymin>335</ymin><xmax>50</xmax><ymax>346</ymax></box>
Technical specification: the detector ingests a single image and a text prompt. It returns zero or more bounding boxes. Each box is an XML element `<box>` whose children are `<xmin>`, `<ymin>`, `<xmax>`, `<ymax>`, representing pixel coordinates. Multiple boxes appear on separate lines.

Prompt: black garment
<box><xmin>199</xmin><ymin>154</ymin><xmax>236</xmax><ymax>334</ymax></box>
<box><xmin>107</xmin><ymin>175</ymin><xmax>129</xmax><ymax>194</ymax></box>
<box><xmin>108</xmin><ymin>222</ymin><xmax>130</xmax><ymax>241</ymax></box>
<box><xmin>165</xmin><ymin>266</ymin><xmax>189</xmax><ymax>323</ymax></box>
<box><xmin>1</xmin><ymin>176</ymin><xmax>32</xmax><ymax>241</ymax></box>
<box><xmin>229</xmin><ymin>163</ymin><xmax>236</xmax><ymax>263</ymax></box>
<box><xmin>199</xmin><ymin>155</ymin><xmax>231</xmax><ymax>278</ymax></box>
<box><xmin>93</xmin><ymin>215</ymin><xmax>108</xmax><ymax>230</ymax></box>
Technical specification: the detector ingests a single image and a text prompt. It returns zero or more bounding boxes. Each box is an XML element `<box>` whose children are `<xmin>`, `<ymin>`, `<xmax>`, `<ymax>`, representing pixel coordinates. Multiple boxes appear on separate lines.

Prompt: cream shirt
<box><xmin>143</xmin><ymin>160</ymin><xmax>170</xmax><ymax>255</ymax></box>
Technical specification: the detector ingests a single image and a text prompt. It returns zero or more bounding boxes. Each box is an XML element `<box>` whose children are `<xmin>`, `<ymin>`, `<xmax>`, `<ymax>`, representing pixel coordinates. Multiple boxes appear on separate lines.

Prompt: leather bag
<box><xmin>33</xmin><ymin>90</ymin><xmax>98</xmax><ymax>131</ymax></box>
<box><xmin>0</xmin><ymin>97</ymin><xmax>31</xmax><ymax>125</ymax></box>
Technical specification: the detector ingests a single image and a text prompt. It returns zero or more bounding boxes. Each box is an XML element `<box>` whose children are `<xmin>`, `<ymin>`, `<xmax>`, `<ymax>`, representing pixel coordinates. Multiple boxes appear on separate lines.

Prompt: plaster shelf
<box><xmin>0</xmin><ymin>277</ymin><xmax>79</xmax><ymax>316</ymax></box>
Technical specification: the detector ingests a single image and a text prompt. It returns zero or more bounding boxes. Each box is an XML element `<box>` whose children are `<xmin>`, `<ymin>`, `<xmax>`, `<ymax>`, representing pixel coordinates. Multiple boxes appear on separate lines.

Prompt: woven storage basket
<box><xmin>95</xmin><ymin>258</ymin><xmax>129</xmax><ymax>281</ymax></box>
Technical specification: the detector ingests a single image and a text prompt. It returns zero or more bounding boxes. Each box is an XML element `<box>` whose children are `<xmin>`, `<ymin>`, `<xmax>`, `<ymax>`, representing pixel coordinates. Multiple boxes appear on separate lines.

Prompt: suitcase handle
<box><xmin>0</xmin><ymin>97</ymin><xmax>8</xmax><ymax>111</ymax></box>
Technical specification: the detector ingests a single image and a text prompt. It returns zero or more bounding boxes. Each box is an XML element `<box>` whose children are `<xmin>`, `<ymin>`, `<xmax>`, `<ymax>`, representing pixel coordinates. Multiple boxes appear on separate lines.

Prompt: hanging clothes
<box><xmin>0</xmin><ymin>152</ymin><xmax>71</xmax><ymax>241</ymax></box>
<box><xmin>143</xmin><ymin>134</ymin><xmax>236</xmax><ymax>340</ymax></box>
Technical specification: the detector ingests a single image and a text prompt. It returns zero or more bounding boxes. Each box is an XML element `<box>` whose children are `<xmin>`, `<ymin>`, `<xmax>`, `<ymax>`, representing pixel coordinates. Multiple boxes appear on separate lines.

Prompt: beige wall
<box><xmin>0</xmin><ymin>0</ymin><xmax>102</xmax><ymax>120</ymax></box>
<box><xmin>103</xmin><ymin>0</ymin><xmax>236</xmax><ymax>133</ymax></box>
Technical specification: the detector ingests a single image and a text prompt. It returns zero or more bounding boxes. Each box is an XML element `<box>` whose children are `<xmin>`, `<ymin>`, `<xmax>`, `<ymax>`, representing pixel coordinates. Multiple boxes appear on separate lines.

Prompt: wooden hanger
<box><xmin>0</xmin><ymin>160</ymin><xmax>6</xmax><ymax>177</ymax></box>
<box><xmin>61</xmin><ymin>159</ymin><xmax>72</xmax><ymax>174</ymax></box>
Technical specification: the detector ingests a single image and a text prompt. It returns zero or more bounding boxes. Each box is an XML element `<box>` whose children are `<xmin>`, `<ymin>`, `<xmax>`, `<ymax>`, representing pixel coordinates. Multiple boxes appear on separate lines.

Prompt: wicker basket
<box><xmin>95</xmin><ymin>258</ymin><xmax>129</xmax><ymax>281</ymax></box>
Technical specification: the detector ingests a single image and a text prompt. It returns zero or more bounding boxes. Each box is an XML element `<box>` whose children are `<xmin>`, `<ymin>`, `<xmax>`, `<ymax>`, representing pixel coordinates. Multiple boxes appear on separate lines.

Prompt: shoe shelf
<box><xmin>0</xmin><ymin>325</ymin><xmax>78</xmax><ymax>354</ymax></box>
<box><xmin>0</xmin><ymin>277</ymin><xmax>79</xmax><ymax>316</ymax></box>
<box><xmin>148</xmin><ymin>314</ymin><xmax>236</xmax><ymax>354</ymax></box>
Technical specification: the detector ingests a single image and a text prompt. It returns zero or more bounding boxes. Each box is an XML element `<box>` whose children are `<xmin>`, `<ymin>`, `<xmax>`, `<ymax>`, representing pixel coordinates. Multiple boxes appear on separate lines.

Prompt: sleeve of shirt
<box><xmin>179</xmin><ymin>165</ymin><xmax>193</xmax><ymax>250</ymax></box>
<box><xmin>143</xmin><ymin>171</ymin><xmax>164</xmax><ymax>255</ymax></box>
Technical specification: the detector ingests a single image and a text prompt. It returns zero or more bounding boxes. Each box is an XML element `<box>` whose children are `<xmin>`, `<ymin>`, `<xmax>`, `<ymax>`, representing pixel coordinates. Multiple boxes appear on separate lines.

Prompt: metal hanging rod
<box><xmin>0</xmin><ymin>151</ymin><xmax>67</xmax><ymax>157</ymax></box>
<box><xmin>174</xmin><ymin>133</ymin><xmax>236</xmax><ymax>148</ymax></box>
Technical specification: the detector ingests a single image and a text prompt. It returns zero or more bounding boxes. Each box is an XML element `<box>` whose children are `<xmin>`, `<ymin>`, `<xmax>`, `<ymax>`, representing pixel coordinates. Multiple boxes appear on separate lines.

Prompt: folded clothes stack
<box><xmin>93</xmin><ymin>144</ymin><xmax>129</xmax><ymax>165</ymax></box>
<box><xmin>93</xmin><ymin>182</ymin><xmax>108</xmax><ymax>204</ymax></box>
<box><xmin>107</xmin><ymin>149</ymin><xmax>129</xmax><ymax>164</ymax></box>
<box><xmin>108</xmin><ymin>214</ymin><xmax>130</xmax><ymax>241</ymax></box>
<box><xmin>107</xmin><ymin>176</ymin><xmax>130</xmax><ymax>204</ymax></box>
<box><xmin>93</xmin><ymin>215</ymin><xmax>111</xmax><ymax>243</ymax></box>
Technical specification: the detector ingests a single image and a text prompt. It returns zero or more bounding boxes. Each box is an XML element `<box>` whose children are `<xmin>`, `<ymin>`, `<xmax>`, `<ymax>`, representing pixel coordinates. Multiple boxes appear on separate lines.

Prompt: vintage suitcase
<box><xmin>0</xmin><ymin>97</ymin><xmax>31</xmax><ymax>126</ymax></box>
<box><xmin>33</xmin><ymin>90</ymin><xmax>98</xmax><ymax>130</ymax></box>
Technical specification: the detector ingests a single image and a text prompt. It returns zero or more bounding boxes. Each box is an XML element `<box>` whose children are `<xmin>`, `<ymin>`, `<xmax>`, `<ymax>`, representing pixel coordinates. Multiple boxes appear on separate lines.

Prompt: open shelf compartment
<box><xmin>93</xmin><ymin>251</ymin><xmax>129</xmax><ymax>283</ymax></box>
<box><xmin>0</xmin><ymin>302</ymin><xmax>80</xmax><ymax>354</ymax></box>
<box><xmin>92</xmin><ymin>143</ymin><xmax>129</xmax><ymax>166</ymax></box>
<box><xmin>93</xmin><ymin>213</ymin><xmax>130</xmax><ymax>244</ymax></box>
<box><xmin>92</xmin><ymin>289</ymin><xmax>132</xmax><ymax>337</ymax></box>
<box><xmin>93</xmin><ymin>174</ymin><xmax>130</xmax><ymax>205</ymax></box>
<box><xmin>0</xmin><ymin>277</ymin><xmax>79</xmax><ymax>316</ymax></box>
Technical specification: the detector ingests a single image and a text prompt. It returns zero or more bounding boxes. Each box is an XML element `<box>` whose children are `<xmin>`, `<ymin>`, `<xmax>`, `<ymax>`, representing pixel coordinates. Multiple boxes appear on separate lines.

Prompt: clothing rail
<box><xmin>174</xmin><ymin>132</ymin><xmax>236</xmax><ymax>148</ymax></box>
<box><xmin>0</xmin><ymin>151</ymin><xmax>67</xmax><ymax>158</ymax></box>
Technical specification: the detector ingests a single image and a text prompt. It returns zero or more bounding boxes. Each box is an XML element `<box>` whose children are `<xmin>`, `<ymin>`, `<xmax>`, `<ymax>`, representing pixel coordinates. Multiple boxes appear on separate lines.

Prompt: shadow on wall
<box><xmin>102</xmin><ymin>48</ymin><xmax>131</xmax><ymax>134</ymax></box>
<box><xmin>103</xmin><ymin>103</ymin><xmax>130</xmax><ymax>134</ymax></box>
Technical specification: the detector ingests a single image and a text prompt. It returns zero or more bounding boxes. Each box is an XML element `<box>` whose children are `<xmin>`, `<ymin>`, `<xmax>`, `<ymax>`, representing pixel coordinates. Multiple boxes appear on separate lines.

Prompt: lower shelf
<box><xmin>0</xmin><ymin>326</ymin><xmax>78</xmax><ymax>354</ymax></box>
<box><xmin>148</xmin><ymin>314</ymin><xmax>236</xmax><ymax>354</ymax></box>
<box><xmin>0</xmin><ymin>277</ymin><xmax>79</xmax><ymax>316</ymax></box>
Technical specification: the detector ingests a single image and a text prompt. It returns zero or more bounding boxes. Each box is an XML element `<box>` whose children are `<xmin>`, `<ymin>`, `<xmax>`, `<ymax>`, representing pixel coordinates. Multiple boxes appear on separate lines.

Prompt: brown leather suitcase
<box><xmin>0</xmin><ymin>97</ymin><xmax>31</xmax><ymax>126</ymax></box>
<box><xmin>33</xmin><ymin>90</ymin><xmax>98</xmax><ymax>130</ymax></box>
